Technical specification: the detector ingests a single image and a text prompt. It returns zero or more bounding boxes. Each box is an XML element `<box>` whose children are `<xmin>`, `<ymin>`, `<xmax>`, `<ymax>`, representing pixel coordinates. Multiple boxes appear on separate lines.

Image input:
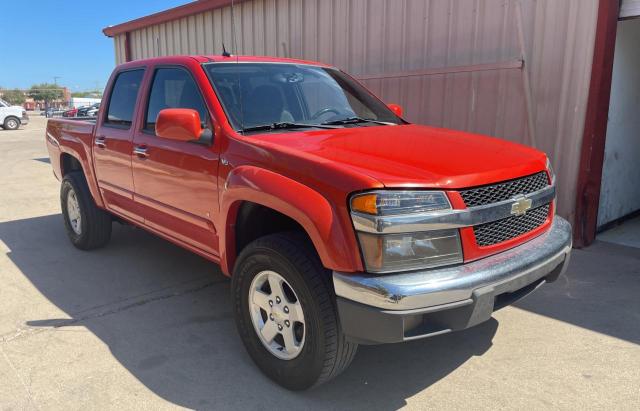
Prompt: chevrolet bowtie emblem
<box><xmin>511</xmin><ymin>196</ymin><xmax>532</xmax><ymax>216</ymax></box>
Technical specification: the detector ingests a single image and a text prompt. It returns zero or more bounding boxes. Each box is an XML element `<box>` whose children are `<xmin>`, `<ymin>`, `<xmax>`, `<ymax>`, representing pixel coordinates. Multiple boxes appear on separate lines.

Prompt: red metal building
<box><xmin>102</xmin><ymin>0</ymin><xmax>640</xmax><ymax>247</ymax></box>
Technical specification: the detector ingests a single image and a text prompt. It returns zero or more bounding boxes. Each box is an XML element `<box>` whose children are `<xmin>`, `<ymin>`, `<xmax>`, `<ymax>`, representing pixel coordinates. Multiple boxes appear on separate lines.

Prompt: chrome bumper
<box><xmin>334</xmin><ymin>217</ymin><xmax>572</xmax><ymax>310</ymax></box>
<box><xmin>333</xmin><ymin>217</ymin><xmax>572</xmax><ymax>344</ymax></box>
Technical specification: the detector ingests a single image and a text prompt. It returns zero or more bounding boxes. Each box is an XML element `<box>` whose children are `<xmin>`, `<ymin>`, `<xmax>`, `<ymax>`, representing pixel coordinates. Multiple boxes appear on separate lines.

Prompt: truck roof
<box><xmin>117</xmin><ymin>55</ymin><xmax>332</xmax><ymax>69</ymax></box>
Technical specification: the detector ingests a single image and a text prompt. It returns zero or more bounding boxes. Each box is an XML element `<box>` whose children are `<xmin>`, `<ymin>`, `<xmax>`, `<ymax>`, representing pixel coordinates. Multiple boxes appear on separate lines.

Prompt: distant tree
<box><xmin>2</xmin><ymin>89</ymin><xmax>26</xmax><ymax>105</ymax></box>
<box><xmin>27</xmin><ymin>83</ymin><xmax>63</xmax><ymax>104</ymax></box>
<box><xmin>71</xmin><ymin>90</ymin><xmax>102</xmax><ymax>98</ymax></box>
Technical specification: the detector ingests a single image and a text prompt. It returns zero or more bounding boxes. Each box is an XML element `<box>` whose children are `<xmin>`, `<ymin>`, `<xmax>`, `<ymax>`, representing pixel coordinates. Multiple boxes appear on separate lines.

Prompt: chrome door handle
<box><xmin>95</xmin><ymin>136</ymin><xmax>106</xmax><ymax>148</ymax></box>
<box><xmin>133</xmin><ymin>146</ymin><xmax>148</xmax><ymax>158</ymax></box>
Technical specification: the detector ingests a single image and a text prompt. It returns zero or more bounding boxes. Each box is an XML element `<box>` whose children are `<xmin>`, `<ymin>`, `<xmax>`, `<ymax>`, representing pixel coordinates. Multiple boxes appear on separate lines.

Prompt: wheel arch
<box><xmin>60</xmin><ymin>152</ymin><xmax>84</xmax><ymax>176</ymax></box>
<box><xmin>57</xmin><ymin>144</ymin><xmax>105</xmax><ymax>208</ymax></box>
<box><xmin>219</xmin><ymin>166</ymin><xmax>361</xmax><ymax>276</ymax></box>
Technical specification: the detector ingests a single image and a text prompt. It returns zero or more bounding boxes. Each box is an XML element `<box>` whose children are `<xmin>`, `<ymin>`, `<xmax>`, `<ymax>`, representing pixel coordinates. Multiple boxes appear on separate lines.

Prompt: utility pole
<box><xmin>51</xmin><ymin>77</ymin><xmax>62</xmax><ymax>111</ymax></box>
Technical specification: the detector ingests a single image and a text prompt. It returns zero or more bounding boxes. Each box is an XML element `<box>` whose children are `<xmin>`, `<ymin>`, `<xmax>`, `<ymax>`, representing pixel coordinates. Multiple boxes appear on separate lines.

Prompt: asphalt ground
<box><xmin>1</xmin><ymin>114</ymin><xmax>639</xmax><ymax>410</ymax></box>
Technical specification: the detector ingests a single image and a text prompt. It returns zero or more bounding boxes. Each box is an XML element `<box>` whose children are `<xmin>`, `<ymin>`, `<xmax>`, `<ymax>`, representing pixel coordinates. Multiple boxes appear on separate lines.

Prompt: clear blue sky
<box><xmin>0</xmin><ymin>0</ymin><xmax>188</xmax><ymax>91</ymax></box>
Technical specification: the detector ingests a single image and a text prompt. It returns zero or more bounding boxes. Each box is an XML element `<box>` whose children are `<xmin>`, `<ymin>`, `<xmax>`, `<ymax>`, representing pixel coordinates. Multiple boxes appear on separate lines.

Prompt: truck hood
<box><xmin>256</xmin><ymin>124</ymin><xmax>548</xmax><ymax>189</ymax></box>
<box><xmin>1</xmin><ymin>105</ymin><xmax>23</xmax><ymax>111</ymax></box>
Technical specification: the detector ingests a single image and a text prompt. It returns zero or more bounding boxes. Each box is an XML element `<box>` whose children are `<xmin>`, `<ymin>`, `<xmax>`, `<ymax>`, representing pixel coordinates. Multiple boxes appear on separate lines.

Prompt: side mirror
<box><xmin>156</xmin><ymin>108</ymin><xmax>204</xmax><ymax>142</ymax></box>
<box><xmin>387</xmin><ymin>103</ymin><xmax>404</xmax><ymax>117</ymax></box>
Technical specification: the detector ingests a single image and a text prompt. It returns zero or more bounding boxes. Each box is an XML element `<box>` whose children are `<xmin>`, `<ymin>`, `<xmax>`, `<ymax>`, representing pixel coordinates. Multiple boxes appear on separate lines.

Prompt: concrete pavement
<box><xmin>1</xmin><ymin>115</ymin><xmax>639</xmax><ymax>410</ymax></box>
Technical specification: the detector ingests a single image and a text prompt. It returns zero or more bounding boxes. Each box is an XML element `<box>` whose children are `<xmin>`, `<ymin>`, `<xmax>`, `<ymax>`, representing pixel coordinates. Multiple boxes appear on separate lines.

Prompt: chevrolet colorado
<box><xmin>45</xmin><ymin>55</ymin><xmax>572</xmax><ymax>390</ymax></box>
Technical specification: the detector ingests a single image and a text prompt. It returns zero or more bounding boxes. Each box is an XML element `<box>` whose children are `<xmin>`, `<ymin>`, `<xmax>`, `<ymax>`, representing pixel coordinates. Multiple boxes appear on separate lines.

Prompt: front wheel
<box><xmin>3</xmin><ymin>117</ymin><xmax>20</xmax><ymax>130</ymax></box>
<box><xmin>232</xmin><ymin>233</ymin><xmax>357</xmax><ymax>390</ymax></box>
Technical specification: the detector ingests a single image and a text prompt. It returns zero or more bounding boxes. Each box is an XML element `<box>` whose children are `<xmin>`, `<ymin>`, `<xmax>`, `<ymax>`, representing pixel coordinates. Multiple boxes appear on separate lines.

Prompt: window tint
<box><xmin>145</xmin><ymin>68</ymin><xmax>208</xmax><ymax>132</ymax></box>
<box><xmin>105</xmin><ymin>69</ymin><xmax>144</xmax><ymax>127</ymax></box>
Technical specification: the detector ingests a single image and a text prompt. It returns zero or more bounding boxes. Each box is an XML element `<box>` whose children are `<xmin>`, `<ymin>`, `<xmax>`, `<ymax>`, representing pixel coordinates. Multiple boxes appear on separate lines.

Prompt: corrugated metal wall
<box><xmin>112</xmin><ymin>0</ymin><xmax>599</xmax><ymax>222</ymax></box>
<box><xmin>113</xmin><ymin>34</ymin><xmax>127</xmax><ymax>65</ymax></box>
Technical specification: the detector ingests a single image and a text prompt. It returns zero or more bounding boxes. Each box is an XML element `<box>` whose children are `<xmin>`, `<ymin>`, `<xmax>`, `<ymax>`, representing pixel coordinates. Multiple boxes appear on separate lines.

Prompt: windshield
<box><xmin>0</xmin><ymin>98</ymin><xmax>9</xmax><ymax>108</ymax></box>
<box><xmin>203</xmin><ymin>63</ymin><xmax>403</xmax><ymax>132</ymax></box>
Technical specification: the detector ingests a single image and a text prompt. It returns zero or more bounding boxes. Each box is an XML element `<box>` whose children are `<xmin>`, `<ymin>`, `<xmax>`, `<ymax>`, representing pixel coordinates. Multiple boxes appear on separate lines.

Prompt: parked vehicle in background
<box><xmin>86</xmin><ymin>103</ymin><xmax>101</xmax><ymax>117</ymax></box>
<box><xmin>78</xmin><ymin>102</ymin><xmax>100</xmax><ymax>117</ymax></box>
<box><xmin>69</xmin><ymin>97</ymin><xmax>102</xmax><ymax>111</ymax></box>
<box><xmin>0</xmin><ymin>98</ymin><xmax>29</xmax><ymax>130</ymax></box>
<box><xmin>43</xmin><ymin>107</ymin><xmax>66</xmax><ymax>118</ymax></box>
<box><xmin>62</xmin><ymin>107</ymin><xmax>79</xmax><ymax>117</ymax></box>
<box><xmin>45</xmin><ymin>55</ymin><xmax>572</xmax><ymax>390</ymax></box>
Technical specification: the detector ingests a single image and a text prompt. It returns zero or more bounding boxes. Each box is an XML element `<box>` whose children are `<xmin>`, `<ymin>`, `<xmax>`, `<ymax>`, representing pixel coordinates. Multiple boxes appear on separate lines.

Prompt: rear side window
<box><xmin>145</xmin><ymin>67</ymin><xmax>208</xmax><ymax>132</ymax></box>
<box><xmin>105</xmin><ymin>69</ymin><xmax>144</xmax><ymax>128</ymax></box>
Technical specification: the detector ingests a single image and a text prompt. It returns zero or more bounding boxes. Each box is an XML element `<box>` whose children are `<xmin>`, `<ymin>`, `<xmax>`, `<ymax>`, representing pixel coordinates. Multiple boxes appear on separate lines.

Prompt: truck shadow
<box><xmin>1</xmin><ymin>214</ymin><xmax>498</xmax><ymax>409</ymax></box>
<box><xmin>513</xmin><ymin>240</ymin><xmax>640</xmax><ymax>345</ymax></box>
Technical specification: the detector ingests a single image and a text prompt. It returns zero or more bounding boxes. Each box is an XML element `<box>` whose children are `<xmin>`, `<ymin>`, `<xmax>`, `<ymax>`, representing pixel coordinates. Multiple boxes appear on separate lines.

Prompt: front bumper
<box><xmin>21</xmin><ymin>114</ymin><xmax>29</xmax><ymax>125</ymax></box>
<box><xmin>333</xmin><ymin>216</ymin><xmax>572</xmax><ymax>344</ymax></box>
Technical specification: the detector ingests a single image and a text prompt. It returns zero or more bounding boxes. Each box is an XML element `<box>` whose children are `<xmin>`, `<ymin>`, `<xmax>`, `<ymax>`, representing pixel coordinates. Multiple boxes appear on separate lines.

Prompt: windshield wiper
<box><xmin>241</xmin><ymin>122</ymin><xmax>339</xmax><ymax>133</ymax></box>
<box><xmin>321</xmin><ymin>116</ymin><xmax>392</xmax><ymax>126</ymax></box>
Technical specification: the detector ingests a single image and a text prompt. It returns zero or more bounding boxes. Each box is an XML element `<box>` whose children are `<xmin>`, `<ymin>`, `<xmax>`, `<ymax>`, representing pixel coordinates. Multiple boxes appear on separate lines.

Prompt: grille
<box><xmin>459</xmin><ymin>172</ymin><xmax>549</xmax><ymax>207</ymax></box>
<box><xmin>473</xmin><ymin>204</ymin><xmax>550</xmax><ymax>247</ymax></box>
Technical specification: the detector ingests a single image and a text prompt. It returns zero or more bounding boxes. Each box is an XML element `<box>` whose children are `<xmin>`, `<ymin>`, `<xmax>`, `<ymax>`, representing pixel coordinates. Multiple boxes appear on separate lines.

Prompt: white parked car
<box><xmin>0</xmin><ymin>98</ymin><xmax>29</xmax><ymax>130</ymax></box>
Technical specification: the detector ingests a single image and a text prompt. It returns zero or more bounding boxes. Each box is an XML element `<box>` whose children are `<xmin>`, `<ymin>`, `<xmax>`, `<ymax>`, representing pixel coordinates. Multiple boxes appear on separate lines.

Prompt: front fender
<box><xmin>219</xmin><ymin>166</ymin><xmax>362</xmax><ymax>276</ymax></box>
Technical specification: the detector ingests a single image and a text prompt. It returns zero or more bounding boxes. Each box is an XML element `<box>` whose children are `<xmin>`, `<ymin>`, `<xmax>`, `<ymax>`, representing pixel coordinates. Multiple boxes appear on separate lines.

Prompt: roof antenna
<box><xmin>222</xmin><ymin>43</ymin><xmax>231</xmax><ymax>57</ymax></box>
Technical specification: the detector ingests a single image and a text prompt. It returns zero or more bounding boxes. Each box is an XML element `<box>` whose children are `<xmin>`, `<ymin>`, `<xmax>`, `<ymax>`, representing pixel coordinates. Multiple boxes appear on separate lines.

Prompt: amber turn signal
<box><xmin>351</xmin><ymin>193</ymin><xmax>378</xmax><ymax>215</ymax></box>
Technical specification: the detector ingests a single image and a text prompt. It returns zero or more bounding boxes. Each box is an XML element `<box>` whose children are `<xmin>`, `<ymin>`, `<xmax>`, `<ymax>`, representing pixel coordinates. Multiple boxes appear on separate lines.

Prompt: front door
<box><xmin>131</xmin><ymin>66</ymin><xmax>220</xmax><ymax>256</ymax></box>
<box><xmin>93</xmin><ymin>68</ymin><xmax>145</xmax><ymax>222</ymax></box>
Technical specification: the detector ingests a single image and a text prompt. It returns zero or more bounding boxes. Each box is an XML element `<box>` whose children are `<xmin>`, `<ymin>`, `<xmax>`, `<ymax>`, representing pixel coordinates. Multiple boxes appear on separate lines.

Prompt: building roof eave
<box><xmin>103</xmin><ymin>0</ymin><xmax>246</xmax><ymax>37</ymax></box>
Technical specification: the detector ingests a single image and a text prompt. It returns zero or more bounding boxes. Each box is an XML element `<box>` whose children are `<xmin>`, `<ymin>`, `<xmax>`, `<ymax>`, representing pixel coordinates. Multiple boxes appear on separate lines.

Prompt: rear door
<box><xmin>131</xmin><ymin>65</ymin><xmax>220</xmax><ymax>256</ymax></box>
<box><xmin>93</xmin><ymin>68</ymin><xmax>146</xmax><ymax>221</ymax></box>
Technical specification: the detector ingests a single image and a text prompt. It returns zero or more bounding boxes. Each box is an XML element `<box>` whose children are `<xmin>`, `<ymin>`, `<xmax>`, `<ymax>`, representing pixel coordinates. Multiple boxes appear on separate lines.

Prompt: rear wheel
<box><xmin>232</xmin><ymin>232</ymin><xmax>357</xmax><ymax>390</ymax></box>
<box><xmin>4</xmin><ymin>117</ymin><xmax>19</xmax><ymax>130</ymax></box>
<box><xmin>61</xmin><ymin>172</ymin><xmax>112</xmax><ymax>250</ymax></box>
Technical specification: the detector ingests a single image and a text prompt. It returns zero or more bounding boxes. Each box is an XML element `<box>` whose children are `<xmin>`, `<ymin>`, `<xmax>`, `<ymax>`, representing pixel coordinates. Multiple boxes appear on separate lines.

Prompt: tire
<box><xmin>232</xmin><ymin>232</ymin><xmax>358</xmax><ymax>390</ymax></box>
<box><xmin>3</xmin><ymin>116</ymin><xmax>20</xmax><ymax>130</ymax></box>
<box><xmin>60</xmin><ymin>171</ymin><xmax>112</xmax><ymax>250</ymax></box>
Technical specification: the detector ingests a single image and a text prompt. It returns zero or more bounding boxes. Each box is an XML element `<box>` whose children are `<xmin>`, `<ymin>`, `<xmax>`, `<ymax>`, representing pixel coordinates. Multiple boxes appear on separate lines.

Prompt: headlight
<box><xmin>357</xmin><ymin>230</ymin><xmax>463</xmax><ymax>273</ymax></box>
<box><xmin>546</xmin><ymin>157</ymin><xmax>555</xmax><ymax>183</ymax></box>
<box><xmin>351</xmin><ymin>190</ymin><xmax>451</xmax><ymax>215</ymax></box>
<box><xmin>350</xmin><ymin>191</ymin><xmax>463</xmax><ymax>273</ymax></box>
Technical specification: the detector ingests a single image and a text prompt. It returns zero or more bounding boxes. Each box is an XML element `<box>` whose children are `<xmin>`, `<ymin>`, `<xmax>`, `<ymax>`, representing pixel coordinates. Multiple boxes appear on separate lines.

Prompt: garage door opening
<box><xmin>597</xmin><ymin>16</ymin><xmax>640</xmax><ymax>247</ymax></box>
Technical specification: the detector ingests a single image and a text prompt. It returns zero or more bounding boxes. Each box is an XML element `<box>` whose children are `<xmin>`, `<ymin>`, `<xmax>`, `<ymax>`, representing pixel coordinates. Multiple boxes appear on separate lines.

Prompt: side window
<box><xmin>145</xmin><ymin>68</ymin><xmax>208</xmax><ymax>132</ymax></box>
<box><xmin>105</xmin><ymin>69</ymin><xmax>144</xmax><ymax>128</ymax></box>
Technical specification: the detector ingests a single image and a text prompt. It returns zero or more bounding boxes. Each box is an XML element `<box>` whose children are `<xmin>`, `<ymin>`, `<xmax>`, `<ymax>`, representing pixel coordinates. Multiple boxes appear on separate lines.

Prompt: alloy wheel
<box><xmin>66</xmin><ymin>189</ymin><xmax>82</xmax><ymax>235</ymax></box>
<box><xmin>249</xmin><ymin>270</ymin><xmax>306</xmax><ymax>360</ymax></box>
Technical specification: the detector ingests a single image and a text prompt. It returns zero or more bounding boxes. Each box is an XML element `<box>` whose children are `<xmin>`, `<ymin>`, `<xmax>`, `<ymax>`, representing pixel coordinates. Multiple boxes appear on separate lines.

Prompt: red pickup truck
<box><xmin>46</xmin><ymin>55</ymin><xmax>572</xmax><ymax>390</ymax></box>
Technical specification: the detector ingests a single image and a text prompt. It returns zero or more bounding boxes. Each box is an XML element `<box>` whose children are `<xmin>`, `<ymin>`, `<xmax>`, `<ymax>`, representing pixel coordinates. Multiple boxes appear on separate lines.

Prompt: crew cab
<box><xmin>0</xmin><ymin>98</ymin><xmax>29</xmax><ymax>130</ymax></box>
<box><xmin>45</xmin><ymin>55</ymin><xmax>572</xmax><ymax>390</ymax></box>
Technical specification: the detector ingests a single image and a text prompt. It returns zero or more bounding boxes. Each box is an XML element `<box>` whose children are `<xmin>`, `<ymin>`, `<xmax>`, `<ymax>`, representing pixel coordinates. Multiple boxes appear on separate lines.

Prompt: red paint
<box><xmin>387</xmin><ymin>103</ymin><xmax>403</xmax><ymax>117</ymax></box>
<box><xmin>45</xmin><ymin>55</ymin><xmax>552</xmax><ymax>276</ymax></box>
<box><xmin>62</xmin><ymin>108</ymin><xmax>78</xmax><ymax>117</ymax></box>
<box><xmin>156</xmin><ymin>108</ymin><xmax>203</xmax><ymax>142</ymax></box>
